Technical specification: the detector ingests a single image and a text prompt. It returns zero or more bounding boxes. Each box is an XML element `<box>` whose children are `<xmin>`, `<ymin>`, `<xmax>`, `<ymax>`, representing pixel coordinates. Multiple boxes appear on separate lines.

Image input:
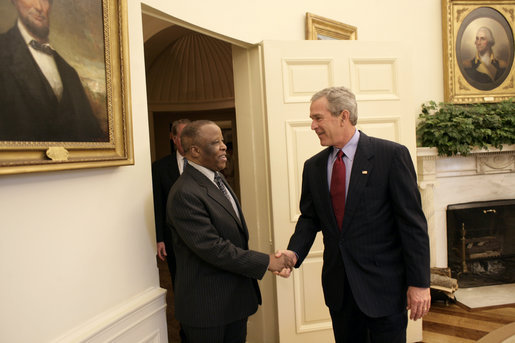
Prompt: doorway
<box><xmin>142</xmin><ymin>13</ymin><xmax>242</xmax><ymax>343</ymax></box>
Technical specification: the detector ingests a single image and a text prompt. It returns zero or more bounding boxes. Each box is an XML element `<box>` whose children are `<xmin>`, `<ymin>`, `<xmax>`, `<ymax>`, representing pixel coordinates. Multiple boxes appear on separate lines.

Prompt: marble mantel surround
<box><xmin>417</xmin><ymin>145</ymin><xmax>515</xmax><ymax>267</ymax></box>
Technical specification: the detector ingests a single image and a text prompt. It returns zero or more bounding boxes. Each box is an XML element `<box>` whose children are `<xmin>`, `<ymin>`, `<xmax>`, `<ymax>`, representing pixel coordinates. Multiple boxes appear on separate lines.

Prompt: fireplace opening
<box><xmin>446</xmin><ymin>199</ymin><xmax>515</xmax><ymax>288</ymax></box>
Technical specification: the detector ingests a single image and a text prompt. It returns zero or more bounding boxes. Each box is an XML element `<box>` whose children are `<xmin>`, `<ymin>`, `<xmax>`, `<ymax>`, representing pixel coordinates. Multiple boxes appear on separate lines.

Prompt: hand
<box><xmin>268</xmin><ymin>251</ymin><xmax>294</xmax><ymax>273</ymax></box>
<box><xmin>406</xmin><ymin>286</ymin><xmax>431</xmax><ymax>321</ymax></box>
<box><xmin>156</xmin><ymin>242</ymin><xmax>167</xmax><ymax>261</ymax></box>
<box><xmin>273</xmin><ymin>250</ymin><xmax>298</xmax><ymax>278</ymax></box>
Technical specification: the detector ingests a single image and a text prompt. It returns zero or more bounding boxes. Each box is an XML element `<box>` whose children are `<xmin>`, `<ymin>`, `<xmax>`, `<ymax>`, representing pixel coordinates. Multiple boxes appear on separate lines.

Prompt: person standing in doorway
<box><xmin>151</xmin><ymin>118</ymin><xmax>190</xmax><ymax>342</ymax></box>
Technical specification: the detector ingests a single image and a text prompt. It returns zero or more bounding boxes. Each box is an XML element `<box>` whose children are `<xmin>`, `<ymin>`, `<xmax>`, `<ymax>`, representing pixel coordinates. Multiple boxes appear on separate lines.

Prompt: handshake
<box><xmin>267</xmin><ymin>250</ymin><xmax>298</xmax><ymax>278</ymax></box>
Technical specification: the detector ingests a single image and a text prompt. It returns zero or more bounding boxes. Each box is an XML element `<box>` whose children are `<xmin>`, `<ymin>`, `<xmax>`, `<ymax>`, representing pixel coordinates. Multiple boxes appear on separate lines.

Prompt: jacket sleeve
<box><xmin>169</xmin><ymin>187</ymin><xmax>270</xmax><ymax>280</ymax></box>
<box><xmin>287</xmin><ymin>160</ymin><xmax>320</xmax><ymax>267</ymax></box>
<box><xmin>390</xmin><ymin>145</ymin><xmax>431</xmax><ymax>288</ymax></box>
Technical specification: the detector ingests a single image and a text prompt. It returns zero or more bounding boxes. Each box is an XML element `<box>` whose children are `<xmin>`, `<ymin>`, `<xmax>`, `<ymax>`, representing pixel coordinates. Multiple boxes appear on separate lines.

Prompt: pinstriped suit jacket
<box><xmin>167</xmin><ymin>164</ymin><xmax>269</xmax><ymax>327</ymax></box>
<box><xmin>287</xmin><ymin>131</ymin><xmax>430</xmax><ymax>318</ymax></box>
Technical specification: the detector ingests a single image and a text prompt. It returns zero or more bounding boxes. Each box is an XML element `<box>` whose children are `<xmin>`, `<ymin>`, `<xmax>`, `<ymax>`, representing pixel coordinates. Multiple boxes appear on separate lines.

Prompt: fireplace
<box><xmin>446</xmin><ymin>199</ymin><xmax>515</xmax><ymax>288</ymax></box>
<box><xmin>416</xmin><ymin>145</ymin><xmax>515</xmax><ymax>271</ymax></box>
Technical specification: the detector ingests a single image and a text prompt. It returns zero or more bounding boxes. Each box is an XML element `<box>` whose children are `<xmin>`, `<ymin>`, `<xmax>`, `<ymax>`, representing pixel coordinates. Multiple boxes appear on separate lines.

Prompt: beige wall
<box><xmin>142</xmin><ymin>0</ymin><xmax>444</xmax><ymax>109</ymax></box>
<box><xmin>0</xmin><ymin>0</ymin><xmax>444</xmax><ymax>341</ymax></box>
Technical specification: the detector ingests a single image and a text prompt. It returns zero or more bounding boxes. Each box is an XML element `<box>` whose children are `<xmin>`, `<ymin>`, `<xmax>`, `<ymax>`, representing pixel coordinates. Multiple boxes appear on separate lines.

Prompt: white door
<box><xmin>258</xmin><ymin>40</ymin><xmax>420</xmax><ymax>343</ymax></box>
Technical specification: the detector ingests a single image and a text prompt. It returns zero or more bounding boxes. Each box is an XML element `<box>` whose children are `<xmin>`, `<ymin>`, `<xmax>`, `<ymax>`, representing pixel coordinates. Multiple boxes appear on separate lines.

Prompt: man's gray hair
<box><xmin>311</xmin><ymin>86</ymin><xmax>358</xmax><ymax>125</ymax></box>
<box><xmin>170</xmin><ymin>118</ymin><xmax>191</xmax><ymax>137</ymax></box>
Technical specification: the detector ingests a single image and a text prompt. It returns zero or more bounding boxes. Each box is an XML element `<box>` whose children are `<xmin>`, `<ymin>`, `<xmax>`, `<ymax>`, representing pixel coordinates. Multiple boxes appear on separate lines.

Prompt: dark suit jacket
<box><xmin>152</xmin><ymin>151</ymin><xmax>181</xmax><ymax>284</ymax></box>
<box><xmin>152</xmin><ymin>151</ymin><xmax>181</xmax><ymax>245</ymax></box>
<box><xmin>0</xmin><ymin>24</ymin><xmax>105</xmax><ymax>142</ymax></box>
<box><xmin>167</xmin><ymin>164</ymin><xmax>269</xmax><ymax>327</ymax></box>
<box><xmin>287</xmin><ymin>131</ymin><xmax>430</xmax><ymax>318</ymax></box>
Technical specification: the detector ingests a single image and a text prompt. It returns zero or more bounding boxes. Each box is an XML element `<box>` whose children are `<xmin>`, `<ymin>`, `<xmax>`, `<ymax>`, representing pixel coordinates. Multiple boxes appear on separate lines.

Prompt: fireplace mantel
<box><xmin>416</xmin><ymin>145</ymin><xmax>515</xmax><ymax>268</ymax></box>
<box><xmin>417</xmin><ymin>145</ymin><xmax>515</xmax><ymax>179</ymax></box>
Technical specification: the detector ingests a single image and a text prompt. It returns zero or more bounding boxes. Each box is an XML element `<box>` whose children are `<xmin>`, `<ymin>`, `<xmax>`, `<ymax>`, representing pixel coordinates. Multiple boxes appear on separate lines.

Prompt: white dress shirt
<box><xmin>327</xmin><ymin>129</ymin><xmax>360</xmax><ymax>199</ymax></box>
<box><xmin>187</xmin><ymin>160</ymin><xmax>240</xmax><ymax>220</ymax></box>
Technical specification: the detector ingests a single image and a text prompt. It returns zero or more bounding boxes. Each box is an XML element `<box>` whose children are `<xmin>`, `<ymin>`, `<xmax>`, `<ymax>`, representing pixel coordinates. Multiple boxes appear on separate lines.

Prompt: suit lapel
<box><xmin>219</xmin><ymin>175</ymin><xmax>248</xmax><ymax>239</ymax></box>
<box><xmin>341</xmin><ymin>132</ymin><xmax>374</xmax><ymax>233</ymax></box>
<box><xmin>315</xmin><ymin>148</ymin><xmax>339</xmax><ymax>232</ymax></box>
<box><xmin>8</xmin><ymin>26</ymin><xmax>57</xmax><ymax>110</ymax></box>
<box><xmin>186</xmin><ymin>165</ymin><xmax>244</xmax><ymax>230</ymax></box>
<box><xmin>168</xmin><ymin>151</ymin><xmax>181</xmax><ymax>182</ymax></box>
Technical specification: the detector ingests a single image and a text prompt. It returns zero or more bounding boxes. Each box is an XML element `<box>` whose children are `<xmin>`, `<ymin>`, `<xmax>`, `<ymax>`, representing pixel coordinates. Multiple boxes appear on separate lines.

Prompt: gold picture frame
<box><xmin>0</xmin><ymin>0</ymin><xmax>133</xmax><ymax>175</ymax></box>
<box><xmin>442</xmin><ymin>0</ymin><xmax>515</xmax><ymax>103</ymax></box>
<box><xmin>305</xmin><ymin>13</ymin><xmax>357</xmax><ymax>41</ymax></box>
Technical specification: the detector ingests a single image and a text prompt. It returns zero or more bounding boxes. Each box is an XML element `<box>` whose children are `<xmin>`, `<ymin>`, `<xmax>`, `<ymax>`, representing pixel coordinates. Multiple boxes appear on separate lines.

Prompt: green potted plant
<box><xmin>416</xmin><ymin>100</ymin><xmax>515</xmax><ymax>156</ymax></box>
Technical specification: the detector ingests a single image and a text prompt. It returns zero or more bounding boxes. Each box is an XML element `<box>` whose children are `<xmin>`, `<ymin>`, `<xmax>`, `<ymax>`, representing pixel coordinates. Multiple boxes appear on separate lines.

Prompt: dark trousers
<box><xmin>330</xmin><ymin>278</ymin><xmax>407</xmax><ymax>343</ymax></box>
<box><xmin>181</xmin><ymin>318</ymin><xmax>248</xmax><ymax>343</ymax></box>
<box><xmin>164</xmin><ymin>241</ymin><xmax>188</xmax><ymax>342</ymax></box>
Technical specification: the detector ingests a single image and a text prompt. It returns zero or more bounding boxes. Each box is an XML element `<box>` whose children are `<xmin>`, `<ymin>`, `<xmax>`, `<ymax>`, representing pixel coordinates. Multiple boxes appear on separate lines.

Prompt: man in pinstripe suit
<box><xmin>167</xmin><ymin>120</ymin><xmax>293</xmax><ymax>343</ymax></box>
<box><xmin>277</xmin><ymin>87</ymin><xmax>431</xmax><ymax>343</ymax></box>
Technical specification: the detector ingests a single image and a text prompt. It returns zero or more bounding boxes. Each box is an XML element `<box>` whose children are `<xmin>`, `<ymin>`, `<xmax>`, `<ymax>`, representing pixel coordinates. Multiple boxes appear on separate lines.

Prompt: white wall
<box><xmin>0</xmin><ymin>0</ymin><xmax>445</xmax><ymax>341</ymax></box>
<box><xmin>0</xmin><ymin>2</ymin><xmax>161</xmax><ymax>341</ymax></box>
<box><xmin>142</xmin><ymin>0</ymin><xmax>444</xmax><ymax>111</ymax></box>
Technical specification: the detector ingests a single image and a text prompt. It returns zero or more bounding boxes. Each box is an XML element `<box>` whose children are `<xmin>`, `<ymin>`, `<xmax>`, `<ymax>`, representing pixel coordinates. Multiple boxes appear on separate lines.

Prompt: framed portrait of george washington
<box><xmin>0</xmin><ymin>0</ymin><xmax>133</xmax><ymax>175</ymax></box>
<box><xmin>442</xmin><ymin>0</ymin><xmax>515</xmax><ymax>103</ymax></box>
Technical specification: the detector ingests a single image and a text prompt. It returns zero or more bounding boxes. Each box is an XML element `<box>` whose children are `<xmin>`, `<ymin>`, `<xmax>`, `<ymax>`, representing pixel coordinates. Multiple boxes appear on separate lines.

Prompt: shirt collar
<box><xmin>176</xmin><ymin>151</ymin><xmax>185</xmax><ymax>173</ymax></box>
<box><xmin>331</xmin><ymin>129</ymin><xmax>360</xmax><ymax>161</ymax></box>
<box><xmin>187</xmin><ymin>160</ymin><xmax>217</xmax><ymax>183</ymax></box>
<box><xmin>18</xmin><ymin>19</ymin><xmax>53</xmax><ymax>49</ymax></box>
<box><xmin>18</xmin><ymin>20</ymin><xmax>34</xmax><ymax>45</ymax></box>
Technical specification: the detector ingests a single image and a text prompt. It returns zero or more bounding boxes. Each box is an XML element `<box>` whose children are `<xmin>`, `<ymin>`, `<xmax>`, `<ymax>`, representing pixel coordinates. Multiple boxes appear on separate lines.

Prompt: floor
<box><xmin>422</xmin><ymin>300</ymin><xmax>515</xmax><ymax>342</ymax></box>
<box><xmin>454</xmin><ymin>283</ymin><xmax>515</xmax><ymax>310</ymax></box>
<box><xmin>158</xmin><ymin>258</ymin><xmax>515</xmax><ymax>342</ymax></box>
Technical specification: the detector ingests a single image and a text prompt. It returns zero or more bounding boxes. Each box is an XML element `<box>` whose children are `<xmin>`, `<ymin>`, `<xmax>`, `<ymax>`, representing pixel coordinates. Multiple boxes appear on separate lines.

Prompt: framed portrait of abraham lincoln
<box><xmin>442</xmin><ymin>0</ymin><xmax>515</xmax><ymax>103</ymax></box>
<box><xmin>0</xmin><ymin>0</ymin><xmax>133</xmax><ymax>175</ymax></box>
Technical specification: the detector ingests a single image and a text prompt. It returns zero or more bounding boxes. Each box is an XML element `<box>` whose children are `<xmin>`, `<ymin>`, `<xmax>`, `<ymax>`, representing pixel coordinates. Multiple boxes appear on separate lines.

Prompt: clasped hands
<box><xmin>267</xmin><ymin>250</ymin><xmax>297</xmax><ymax>278</ymax></box>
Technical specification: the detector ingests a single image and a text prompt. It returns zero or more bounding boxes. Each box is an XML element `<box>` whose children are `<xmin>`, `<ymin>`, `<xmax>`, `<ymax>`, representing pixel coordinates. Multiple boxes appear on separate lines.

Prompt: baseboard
<box><xmin>51</xmin><ymin>287</ymin><xmax>168</xmax><ymax>343</ymax></box>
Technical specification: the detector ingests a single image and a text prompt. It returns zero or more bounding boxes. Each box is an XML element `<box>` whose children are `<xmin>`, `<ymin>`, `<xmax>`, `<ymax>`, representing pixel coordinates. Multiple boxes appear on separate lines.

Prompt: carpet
<box><xmin>454</xmin><ymin>283</ymin><xmax>515</xmax><ymax>310</ymax></box>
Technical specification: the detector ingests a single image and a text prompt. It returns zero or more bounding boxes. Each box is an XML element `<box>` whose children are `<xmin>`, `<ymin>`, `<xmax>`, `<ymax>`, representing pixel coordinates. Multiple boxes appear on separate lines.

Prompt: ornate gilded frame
<box><xmin>0</xmin><ymin>0</ymin><xmax>133</xmax><ymax>175</ymax></box>
<box><xmin>442</xmin><ymin>0</ymin><xmax>515</xmax><ymax>103</ymax></box>
<box><xmin>305</xmin><ymin>13</ymin><xmax>357</xmax><ymax>41</ymax></box>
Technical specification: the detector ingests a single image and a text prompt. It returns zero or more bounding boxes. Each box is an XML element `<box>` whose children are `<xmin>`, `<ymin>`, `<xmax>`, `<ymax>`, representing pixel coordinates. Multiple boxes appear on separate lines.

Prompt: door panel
<box><xmin>260</xmin><ymin>40</ymin><xmax>420</xmax><ymax>342</ymax></box>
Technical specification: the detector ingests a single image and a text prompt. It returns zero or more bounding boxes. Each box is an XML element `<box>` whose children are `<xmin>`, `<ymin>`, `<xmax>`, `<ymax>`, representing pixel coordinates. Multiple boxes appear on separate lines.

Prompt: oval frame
<box><xmin>456</xmin><ymin>7</ymin><xmax>514</xmax><ymax>91</ymax></box>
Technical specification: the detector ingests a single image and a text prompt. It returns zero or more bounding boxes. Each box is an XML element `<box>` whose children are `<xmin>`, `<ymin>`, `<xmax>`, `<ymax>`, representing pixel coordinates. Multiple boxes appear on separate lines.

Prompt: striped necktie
<box><xmin>214</xmin><ymin>172</ymin><xmax>231</xmax><ymax>201</ymax></box>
